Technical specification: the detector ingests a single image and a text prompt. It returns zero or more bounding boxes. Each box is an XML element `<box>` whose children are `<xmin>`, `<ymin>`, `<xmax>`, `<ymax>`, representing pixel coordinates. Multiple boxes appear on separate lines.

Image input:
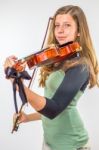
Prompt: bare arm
<box><xmin>24</xmin><ymin>85</ymin><xmax>46</xmax><ymax>111</ymax></box>
<box><xmin>14</xmin><ymin>112</ymin><xmax>42</xmax><ymax>124</ymax></box>
<box><xmin>26</xmin><ymin>112</ymin><xmax>41</xmax><ymax>122</ymax></box>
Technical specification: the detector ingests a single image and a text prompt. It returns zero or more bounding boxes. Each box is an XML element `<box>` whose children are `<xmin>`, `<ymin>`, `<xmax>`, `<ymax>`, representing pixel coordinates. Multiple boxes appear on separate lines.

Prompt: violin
<box><xmin>13</xmin><ymin>41</ymin><xmax>82</xmax><ymax>71</ymax></box>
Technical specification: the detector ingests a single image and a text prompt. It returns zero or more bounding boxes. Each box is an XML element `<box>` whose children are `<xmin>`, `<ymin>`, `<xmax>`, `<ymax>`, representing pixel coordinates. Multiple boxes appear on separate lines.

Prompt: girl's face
<box><xmin>54</xmin><ymin>14</ymin><xmax>79</xmax><ymax>45</ymax></box>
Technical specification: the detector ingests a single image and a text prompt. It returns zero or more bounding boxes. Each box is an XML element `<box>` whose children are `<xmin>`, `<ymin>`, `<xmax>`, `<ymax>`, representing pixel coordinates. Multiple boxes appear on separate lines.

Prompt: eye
<box><xmin>64</xmin><ymin>23</ymin><xmax>71</xmax><ymax>27</ymax></box>
<box><xmin>55</xmin><ymin>24</ymin><xmax>60</xmax><ymax>28</ymax></box>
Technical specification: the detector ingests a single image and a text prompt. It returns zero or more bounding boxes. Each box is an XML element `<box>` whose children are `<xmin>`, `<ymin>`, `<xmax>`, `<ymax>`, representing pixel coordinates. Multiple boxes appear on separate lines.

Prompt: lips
<box><xmin>57</xmin><ymin>37</ymin><xmax>66</xmax><ymax>41</ymax></box>
<box><xmin>58</xmin><ymin>37</ymin><xmax>66</xmax><ymax>39</ymax></box>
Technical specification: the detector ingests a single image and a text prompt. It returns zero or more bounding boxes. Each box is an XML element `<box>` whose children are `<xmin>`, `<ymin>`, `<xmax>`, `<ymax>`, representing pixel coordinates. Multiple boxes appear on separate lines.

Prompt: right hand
<box><xmin>13</xmin><ymin>112</ymin><xmax>29</xmax><ymax>124</ymax></box>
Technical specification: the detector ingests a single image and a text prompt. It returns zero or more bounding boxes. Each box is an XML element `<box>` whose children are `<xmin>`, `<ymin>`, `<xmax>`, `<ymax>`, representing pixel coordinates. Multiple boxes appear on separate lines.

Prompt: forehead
<box><xmin>55</xmin><ymin>14</ymin><xmax>75</xmax><ymax>23</ymax></box>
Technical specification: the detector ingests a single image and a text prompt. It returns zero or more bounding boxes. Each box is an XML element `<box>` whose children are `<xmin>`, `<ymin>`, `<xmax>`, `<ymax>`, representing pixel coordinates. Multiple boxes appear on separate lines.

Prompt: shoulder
<box><xmin>64</xmin><ymin>64</ymin><xmax>90</xmax><ymax>82</ymax></box>
<box><xmin>65</xmin><ymin>64</ymin><xmax>89</xmax><ymax>74</ymax></box>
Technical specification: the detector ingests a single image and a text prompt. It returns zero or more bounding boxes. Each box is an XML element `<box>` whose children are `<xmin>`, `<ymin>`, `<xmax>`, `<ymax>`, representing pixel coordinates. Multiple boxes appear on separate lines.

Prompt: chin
<box><xmin>59</xmin><ymin>40</ymin><xmax>72</xmax><ymax>45</ymax></box>
<box><xmin>59</xmin><ymin>41</ymin><xmax>66</xmax><ymax>45</ymax></box>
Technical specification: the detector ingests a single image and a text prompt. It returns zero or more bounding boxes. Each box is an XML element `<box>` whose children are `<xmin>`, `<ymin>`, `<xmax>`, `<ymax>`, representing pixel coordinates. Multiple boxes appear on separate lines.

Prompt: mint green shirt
<box><xmin>41</xmin><ymin>69</ymin><xmax>89</xmax><ymax>150</ymax></box>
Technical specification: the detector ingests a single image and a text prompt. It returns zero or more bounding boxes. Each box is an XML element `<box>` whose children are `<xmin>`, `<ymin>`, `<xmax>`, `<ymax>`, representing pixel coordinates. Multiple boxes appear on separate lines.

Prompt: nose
<box><xmin>58</xmin><ymin>25</ymin><xmax>64</xmax><ymax>33</ymax></box>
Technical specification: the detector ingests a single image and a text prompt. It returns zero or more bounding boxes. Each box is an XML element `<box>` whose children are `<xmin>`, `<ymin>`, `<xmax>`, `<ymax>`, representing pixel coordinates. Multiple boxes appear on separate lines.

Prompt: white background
<box><xmin>0</xmin><ymin>0</ymin><xmax>99</xmax><ymax>150</ymax></box>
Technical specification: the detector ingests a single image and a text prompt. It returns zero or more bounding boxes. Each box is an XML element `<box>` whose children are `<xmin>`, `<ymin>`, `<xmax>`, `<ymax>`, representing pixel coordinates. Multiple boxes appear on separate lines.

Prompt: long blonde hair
<box><xmin>39</xmin><ymin>5</ymin><xmax>99</xmax><ymax>88</ymax></box>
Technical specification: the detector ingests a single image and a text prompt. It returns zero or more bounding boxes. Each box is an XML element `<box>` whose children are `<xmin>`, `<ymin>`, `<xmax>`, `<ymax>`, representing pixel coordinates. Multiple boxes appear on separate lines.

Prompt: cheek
<box><xmin>70</xmin><ymin>30</ymin><xmax>78</xmax><ymax>40</ymax></box>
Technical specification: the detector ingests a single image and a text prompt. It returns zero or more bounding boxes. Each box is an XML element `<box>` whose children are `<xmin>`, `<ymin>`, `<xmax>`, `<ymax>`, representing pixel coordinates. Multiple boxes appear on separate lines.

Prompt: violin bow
<box><xmin>12</xmin><ymin>17</ymin><xmax>53</xmax><ymax>133</ymax></box>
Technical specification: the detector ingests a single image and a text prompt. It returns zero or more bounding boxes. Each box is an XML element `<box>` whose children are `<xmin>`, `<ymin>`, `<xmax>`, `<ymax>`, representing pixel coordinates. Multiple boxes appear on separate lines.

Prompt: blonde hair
<box><xmin>39</xmin><ymin>5</ymin><xmax>99</xmax><ymax>88</ymax></box>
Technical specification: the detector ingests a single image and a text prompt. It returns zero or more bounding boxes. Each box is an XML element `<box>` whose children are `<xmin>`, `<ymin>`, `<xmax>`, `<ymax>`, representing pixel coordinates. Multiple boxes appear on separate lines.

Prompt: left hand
<box><xmin>4</xmin><ymin>55</ymin><xmax>18</xmax><ymax>82</ymax></box>
<box><xmin>4</xmin><ymin>55</ymin><xmax>18</xmax><ymax>71</ymax></box>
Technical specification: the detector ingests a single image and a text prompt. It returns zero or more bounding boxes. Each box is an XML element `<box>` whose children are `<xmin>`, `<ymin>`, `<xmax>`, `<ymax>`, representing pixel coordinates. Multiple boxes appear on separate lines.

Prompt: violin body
<box><xmin>13</xmin><ymin>41</ymin><xmax>82</xmax><ymax>71</ymax></box>
<box><xmin>27</xmin><ymin>47</ymin><xmax>60</xmax><ymax>68</ymax></box>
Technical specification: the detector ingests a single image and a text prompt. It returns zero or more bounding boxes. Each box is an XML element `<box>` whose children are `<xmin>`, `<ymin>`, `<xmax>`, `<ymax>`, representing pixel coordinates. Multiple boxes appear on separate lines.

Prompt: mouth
<box><xmin>57</xmin><ymin>37</ymin><xmax>66</xmax><ymax>40</ymax></box>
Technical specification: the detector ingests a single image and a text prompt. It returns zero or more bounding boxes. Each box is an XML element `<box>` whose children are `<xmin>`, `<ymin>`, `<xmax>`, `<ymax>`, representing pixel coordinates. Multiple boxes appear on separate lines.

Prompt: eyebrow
<box><xmin>55</xmin><ymin>21</ymin><xmax>71</xmax><ymax>24</ymax></box>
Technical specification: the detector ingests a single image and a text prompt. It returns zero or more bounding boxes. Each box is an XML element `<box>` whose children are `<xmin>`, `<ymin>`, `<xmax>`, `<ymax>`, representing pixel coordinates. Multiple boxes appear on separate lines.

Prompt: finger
<box><xmin>4</xmin><ymin>56</ymin><xmax>18</xmax><ymax>70</ymax></box>
<box><xmin>7</xmin><ymin>56</ymin><xmax>17</xmax><ymax>65</ymax></box>
<box><xmin>17</xmin><ymin>119</ymin><xmax>22</xmax><ymax>124</ymax></box>
<box><xmin>8</xmin><ymin>55</ymin><xmax>18</xmax><ymax>60</ymax></box>
<box><xmin>13</xmin><ymin>113</ymin><xmax>20</xmax><ymax>122</ymax></box>
<box><xmin>17</xmin><ymin>115</ymin><xmax>24</xmax><ymax>124</ymax></box>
